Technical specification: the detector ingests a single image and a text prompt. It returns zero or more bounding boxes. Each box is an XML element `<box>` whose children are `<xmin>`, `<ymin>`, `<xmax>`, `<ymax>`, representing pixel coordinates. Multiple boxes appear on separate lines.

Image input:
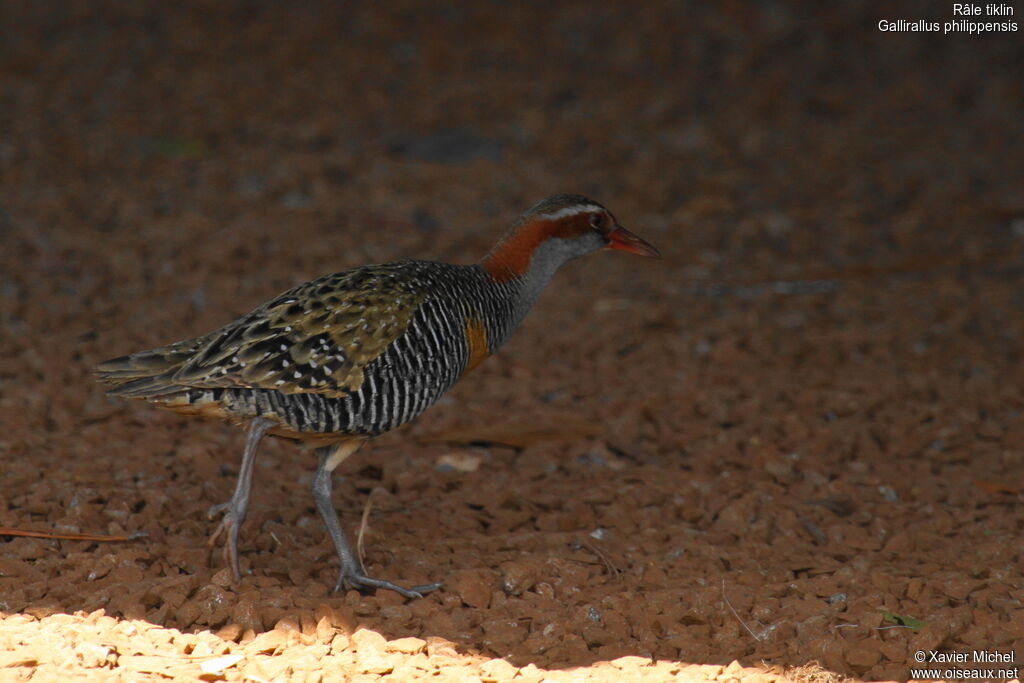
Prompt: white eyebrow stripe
<box><xmin>538</xmin><ymin>205</ymin><xmax>601</xmax><ymax>221</ymax></box>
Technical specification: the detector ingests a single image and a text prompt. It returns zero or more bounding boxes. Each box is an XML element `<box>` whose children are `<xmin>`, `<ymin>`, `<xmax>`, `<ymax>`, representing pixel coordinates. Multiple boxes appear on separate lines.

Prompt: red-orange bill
<box><xmin>607</xmin><ymin>226</ymin><xmax>660</xmax><ymax>257</ymax></box>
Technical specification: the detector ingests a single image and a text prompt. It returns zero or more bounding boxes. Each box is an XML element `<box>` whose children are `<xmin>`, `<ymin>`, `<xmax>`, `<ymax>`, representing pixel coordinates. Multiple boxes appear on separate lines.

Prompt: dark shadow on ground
<box><xmin>1</xmin><ymin>1</ymin><xmax>1021</xmax><ymax>680</ymax></box>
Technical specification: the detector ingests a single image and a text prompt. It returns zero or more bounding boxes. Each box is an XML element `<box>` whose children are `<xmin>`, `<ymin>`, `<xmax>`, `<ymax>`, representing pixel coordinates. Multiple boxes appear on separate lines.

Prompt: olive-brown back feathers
<box><xmin>97</xmin><ymin>261</ymin><xmax>521</xmax><ymax>437</ymax></box>
<box><xmin>172</xmin><ymin>266</ymin><xmax>428</xmax><ymax>396</ymax></box>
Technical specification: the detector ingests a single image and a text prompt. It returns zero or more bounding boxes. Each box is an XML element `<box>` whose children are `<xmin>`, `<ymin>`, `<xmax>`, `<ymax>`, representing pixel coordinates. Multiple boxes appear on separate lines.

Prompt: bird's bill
<box><xmin>607</xmin><ymin>226</ymin><xmax>660</xmax><ymax>258</ymax></box>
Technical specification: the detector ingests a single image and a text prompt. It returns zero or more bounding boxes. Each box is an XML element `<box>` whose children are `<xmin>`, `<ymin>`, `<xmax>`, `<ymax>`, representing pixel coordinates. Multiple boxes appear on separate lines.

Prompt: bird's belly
<box><xmin>337</xmin><ymin>361</ymin><xmax>459</xmax><ymax>434</ymax></box>
<box><xmin>170</xmin><ymin>365</ymin><xmax>456</xmax><ymax>438</ymax></box>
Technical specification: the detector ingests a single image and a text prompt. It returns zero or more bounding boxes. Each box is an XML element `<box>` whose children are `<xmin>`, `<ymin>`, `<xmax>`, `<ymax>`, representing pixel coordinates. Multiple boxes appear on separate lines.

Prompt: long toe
<box><xmin>206</xmin><ymin>504</ymin><xmax>244</xmax><ymax>583</ymax></box>
<box><xmin>336</xmin><ymin>571</ymin><xmax>441</xmax><ymax>600</ymax></box>
<box><xmin>205</xmin><ymin>502</ymin><xmax>234</xmax><ymax>547</ymax></box>
<box><xmin>207</xmin><ymin>502</ymin><xmax>231</xmax><ymax>519</ymax></box>
<box><xmin>206</xmin><ymin>518</ymin><xmax>227</xmax><ymax>548</ymax></box>
<box><xmin>223</xmin><ymin>521</ymin><xmax>242</xmax><ymax>582</ymax></box>
<box><xmin>409</xmin><ymin>581</ymin><xmax>444</xmax><ymax>595</ymax></box>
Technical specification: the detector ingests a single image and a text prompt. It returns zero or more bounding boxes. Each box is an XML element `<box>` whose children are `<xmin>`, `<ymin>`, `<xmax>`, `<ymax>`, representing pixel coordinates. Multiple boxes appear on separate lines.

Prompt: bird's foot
<box><xmin>334</xmin><ymin>569</ymin><xmax>441</xmax><ymax>600</ymax></box>
<box><xmin>207</xmin><ymin>501</ymin><xmax>243</xmax><ymax>583</ymax></box>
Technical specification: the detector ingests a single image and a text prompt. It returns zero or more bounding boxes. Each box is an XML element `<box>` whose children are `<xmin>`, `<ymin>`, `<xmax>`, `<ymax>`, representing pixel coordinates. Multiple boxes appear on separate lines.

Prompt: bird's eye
<box><xmin>589</xmin><ymin>213</ymin><xmax>606</xmax><ymax>231</ymax></box>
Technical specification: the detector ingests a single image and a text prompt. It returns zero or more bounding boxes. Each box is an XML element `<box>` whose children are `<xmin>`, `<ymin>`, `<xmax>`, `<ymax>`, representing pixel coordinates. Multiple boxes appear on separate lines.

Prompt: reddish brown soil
<box><xmin>1</xmin><ymin>2</ymin><xmax>1022</xmax><ymax>681</ymax></box>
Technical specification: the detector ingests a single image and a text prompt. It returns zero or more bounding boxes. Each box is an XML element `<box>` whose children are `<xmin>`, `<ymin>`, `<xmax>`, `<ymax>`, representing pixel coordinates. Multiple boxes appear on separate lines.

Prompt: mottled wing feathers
<box><xmin>172</xmin><ymin>265</ymin><xmax>428</xmax><ymax>397</ymax></box>
<box><xmin>99</xmin><ymin>264</ymin><xmax>428</xmax><ymax>400</ymax></box>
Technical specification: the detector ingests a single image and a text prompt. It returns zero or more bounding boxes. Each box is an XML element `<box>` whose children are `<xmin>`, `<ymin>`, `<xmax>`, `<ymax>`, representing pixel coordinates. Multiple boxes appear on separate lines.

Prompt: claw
<box><xmin>335</xmin><ymin>570</ymin><xmax>442</xmax><ymax>600</ymax></box>
<box><xmin>207</xmin><ymin>503</ymin><xmax>243</xmax><ymax>583</ymax></box>
<box><xmin>311</xmin><ymin>442</ymin><xmax>439</xmax><ymax>601</ymax></box>
<box><xmin>202</xmin><ymin>417</ymin><xmax>274</xmax><ymax>584</ymax></box>
<box><xmin>207</xmin><ymin>502</ymin><xmax>231</xmax><ymax>519</ymax></box>
<box><xmin>206</xmin><ymin>503</ymin><xmax>230</xmax><ymax>546</ymax></box>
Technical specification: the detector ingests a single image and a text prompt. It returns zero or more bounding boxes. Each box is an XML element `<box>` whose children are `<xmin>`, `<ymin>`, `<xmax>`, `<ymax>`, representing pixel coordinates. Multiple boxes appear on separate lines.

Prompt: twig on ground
<box><xmin>356</xmin><ymin>488</ymin><xmax>378</xmax><ymax>566</ymax></box>
<box><xmin>0</xmin><ymin>527</ymin><xmax>144</xmax><ymax>543</ymax></box>
<box><xmin>722</xmin><ymin>578</ymin><xmax>764</xmax><ymax>641</ymax></box>
<box><xmin>582</xmin><ymin>540</ymin><xmax>621</xmax><ymax>578</ymax></box>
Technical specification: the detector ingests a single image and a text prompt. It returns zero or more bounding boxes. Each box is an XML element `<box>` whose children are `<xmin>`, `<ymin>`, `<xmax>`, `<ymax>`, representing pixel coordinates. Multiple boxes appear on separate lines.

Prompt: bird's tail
<box><xmin>94</xmin><ymin>337</ymin><xmax>202</xmax><ymax>398</ymax></box>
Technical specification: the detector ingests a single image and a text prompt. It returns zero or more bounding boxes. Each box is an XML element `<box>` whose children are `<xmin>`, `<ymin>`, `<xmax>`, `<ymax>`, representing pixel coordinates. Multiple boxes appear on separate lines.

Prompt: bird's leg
<box><xmin>207</xmin><ymin>416</ymin><xmax>274</xmax><ymax>582</ymax></box>
<box><xmin>312</xmin><ymin>442</ymin><xmax>441</xmax><ymax>600</ymax></box>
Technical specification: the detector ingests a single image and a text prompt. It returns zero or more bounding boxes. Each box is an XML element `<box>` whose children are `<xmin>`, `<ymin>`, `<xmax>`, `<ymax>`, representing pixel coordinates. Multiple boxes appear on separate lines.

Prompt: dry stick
<box><xmin>722</xmin><ymin>579</ymin><xmax>764</xmax><ymax>642</ymax></box>
<box><xmin>583</xmin><ymin>541</ymin><xmax>621</xmax><ymax>578</ymax></box>
<box><xmin>356</xmin><ymin>489</ymin><xmax>378</xmax><ymax>567</ymax></box>
<box><xmin>0</xmin><ymin>527</ymin><xmax>142</xmax><ymax>542</ymax></box>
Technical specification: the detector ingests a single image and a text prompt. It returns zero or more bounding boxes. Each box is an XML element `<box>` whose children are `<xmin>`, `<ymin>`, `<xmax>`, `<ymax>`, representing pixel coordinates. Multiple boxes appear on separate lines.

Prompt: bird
<box><xmin>95</xmin><ymin>194</ymin><xmax>659</xmax><ymax>598</ymax></box>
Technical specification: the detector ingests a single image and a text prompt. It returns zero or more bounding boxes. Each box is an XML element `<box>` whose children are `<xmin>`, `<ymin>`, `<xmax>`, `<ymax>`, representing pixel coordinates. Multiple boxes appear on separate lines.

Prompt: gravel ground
<box><xmin>1</xmin><ymin>1</ymin><xmax>1022</xmax><ymax>681</ymax></box>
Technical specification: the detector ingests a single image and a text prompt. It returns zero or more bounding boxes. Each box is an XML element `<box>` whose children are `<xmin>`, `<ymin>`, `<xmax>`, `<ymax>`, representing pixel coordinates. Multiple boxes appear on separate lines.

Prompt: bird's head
<box><xmin>482</xmin><ymin>194</ymin><xmax>659</xmax><ymax>281</ymax></box>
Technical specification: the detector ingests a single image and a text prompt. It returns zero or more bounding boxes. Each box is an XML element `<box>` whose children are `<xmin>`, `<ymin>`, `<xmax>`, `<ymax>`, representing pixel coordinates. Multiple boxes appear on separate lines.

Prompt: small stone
<box><xmin>450</xmin><ymin>569</ymin><xmax>493</xmax><ymax>608</ymax></box>
<box><xmin>481</xmin><ymin>617</ymin><xmax>527</xmax><ymax>647</ymax></box>
<box><xmin>245</xmin><ymin>629</ymin><xmax>287</xmax><ymax>655</ymax></box>
<box><xmin>846</xmin><ymin>644</ymin><xmax>881</xmax><ymax>668</ymax></box>
<box><xmin>436</xmin><ymin>451</ymin><xmax>482</xmax><ymax>473</ymax></box>
<box><xmin>517</xmin><ymin>663</ymin><xmax>543</xmax><ymax>683</ymax></box>
<box><xmin>356</xmin><ymin>652</ymin><xmax>394</xmax><ymax>675</ymax></box>
<box><xmin>480</xmin><ymin>658</ymin><xmax>518</xmax><ymax>681</ymax></box>
<box><xmin>350</xmin><ymin>628</ymin><xmax>388</xmax><ymax>651</ymax></box>
<box><xmin>214</xmin><ymin>623</ymin><xmax>242</xmax><ymax>642</ymax></box>
<box><xmin>315</xmin><ymin>616</ymin><xmax>335</xmax><ymax>644</ymax></box>
<box><xmin>425</xmin><ymin>637</ymin><xmax>460</xmax><ymax>657</ymax></box>
<box><xmin>329</xmin><ymin>633</ymin><xmax>351</xmax><ymax>654</ymax></box>
<box><xmin>199</xmin><ymin>653</ymin><xmax>243</xmax><ymax>675</ymax></box>
<box><xmin>878</xmin><ymin>485</ymin><xmax>899</xmax><ymax>502</ymax></box>
<box><xmin>764</xmin><ymin>458</ymin><xmax>793</xmax><ymax>480</ymax></box>
<box><xmin>231</xmin><ymin>596</ymin><xmax>262</xmax><ymax>634</ymax></box>
<box><xmin>379</xmin><ymin>605</ymin><xmax>412</xmax><ymax>622</ymax></box>
<box><xmin>73</xmin><ymin>642</ymin><xmax>116</xmax><ymax>668</ymax></box>
<box><xmin>611</xmin><ymin>655</ymin><xmax>652</xmax><ymax>669</ymax></box>
<box><xmin>210</xmin><ymin>568</ymin><xmax>235</xmax><ymax>588</ymax></box>
<box><xmin>499</xmin><ymin>561</ymin><xmax>539</xmax><ymax>596</ymax></box>
<box><xmin>299</xmin><ymin>611</ymin><xmax>318</xmax><ymax>636</ymax></box>
<box><xmin>724</xmin><ymin>660</ymin><xmax>744</xmax><ymax>675</ymax></box>
<box><xmin>175</xmin><ymin>603</ymin><xmax>201</xmax><ymax>629</ymax></box>
<box><xmin>385</xmin><ymin>637</ymin><xmax>426</xmax><ymax>654</ymax></box>
<box><xmin>581</xmin><ymin>623</ymin><xmax>608</xmax><ymax>648</ymax></box>
<box><xmin>316</xmin><ymin>602</ymin><xmax>358</xmax><ymax>634</ymax></box>
<box><xmin>273</xmin><ymin>616</ymin><xmax>300</xmax><ymax>633</ymax></box>
<box><xmin>943</xmin><ymin>578</ymin><xmax>980</xmax><ymax>601</ymax></box>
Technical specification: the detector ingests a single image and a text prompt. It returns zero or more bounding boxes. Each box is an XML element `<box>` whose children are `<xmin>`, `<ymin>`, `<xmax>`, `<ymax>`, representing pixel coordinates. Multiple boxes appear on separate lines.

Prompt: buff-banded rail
<box><xmin>96</xmin><ymin>194</ymin><xmax>659</xmax><ymax>598</ymax></box>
